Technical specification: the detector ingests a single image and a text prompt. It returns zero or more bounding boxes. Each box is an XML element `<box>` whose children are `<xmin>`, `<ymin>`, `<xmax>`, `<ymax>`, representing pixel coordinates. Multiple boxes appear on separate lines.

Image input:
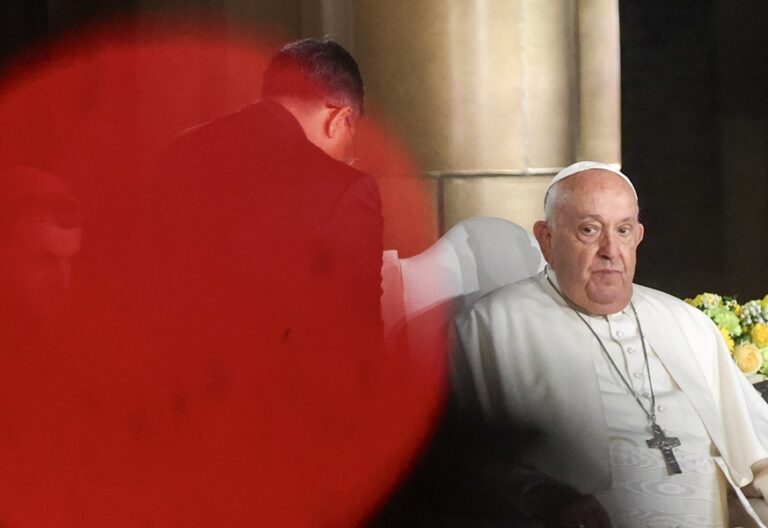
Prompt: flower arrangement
<box><xmin>685</xmin><ymin>292</ymin><xmax>768</xmax><ymax>378</ymax></box>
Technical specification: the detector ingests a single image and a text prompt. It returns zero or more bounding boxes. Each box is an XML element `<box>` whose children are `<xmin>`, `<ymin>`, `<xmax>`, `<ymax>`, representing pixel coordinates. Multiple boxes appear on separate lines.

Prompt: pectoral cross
<box><xmin>646</xmin><ymin>423</ymin><xmax>682</xmax><ymax>474</ymax></box>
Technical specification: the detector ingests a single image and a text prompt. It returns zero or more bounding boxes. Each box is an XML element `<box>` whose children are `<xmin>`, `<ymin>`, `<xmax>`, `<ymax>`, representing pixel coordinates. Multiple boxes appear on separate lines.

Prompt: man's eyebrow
<box><xmin>574</xmin><ymin>213</ymin><xmax>603</xmax><ymax>221</ymax></box>
<box><xmin>574</xmin><ymin>214</ymin><xmax>638</xmax><ymax>223</ymax></box>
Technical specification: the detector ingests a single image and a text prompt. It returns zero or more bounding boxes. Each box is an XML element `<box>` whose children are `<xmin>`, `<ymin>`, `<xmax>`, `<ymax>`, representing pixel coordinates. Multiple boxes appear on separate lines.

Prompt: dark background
<box><xmin>3</xmin><ymin>0</ymin><xmax>768</xmax><ymax>299</ymax></box>
<box><xmin>621</xmin><ymin>0</ymin><xmax>768</xmax><ymax>299</ymax></box>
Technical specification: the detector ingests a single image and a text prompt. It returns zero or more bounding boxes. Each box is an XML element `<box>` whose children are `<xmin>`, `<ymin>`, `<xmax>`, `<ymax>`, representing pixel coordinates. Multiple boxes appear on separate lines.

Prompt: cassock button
<box><xmin>633</xmin><ymin>372</ymin><xmax>643</xmax><ymax>379</ymax></box>
<box><xmin>657</xmin><ymin>405</ymin><xmax>666</xmax><ymax>412</ymax></box>
<box><xmin>627</xmin><ymin>347</ymin><xmax>636</xmax><ymax>354</ymax></box>
<box><xmin>616</xmin><ymin>330</ymin><xmax>625</xmax><ymax>338</ymax></box>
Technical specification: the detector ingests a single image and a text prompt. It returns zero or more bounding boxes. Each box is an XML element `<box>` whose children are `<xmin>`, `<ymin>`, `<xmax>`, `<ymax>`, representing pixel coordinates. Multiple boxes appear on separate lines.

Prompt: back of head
<box><xmin>261</xmin><ymin>37</ymin><xmax>364</xmax><ymax>118</ymax></box>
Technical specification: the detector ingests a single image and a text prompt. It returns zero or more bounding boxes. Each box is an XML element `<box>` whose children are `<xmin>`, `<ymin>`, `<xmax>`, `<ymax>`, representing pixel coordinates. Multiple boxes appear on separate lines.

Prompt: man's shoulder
<box><xmin>339</xmin><ymin>166</ymin><xmax>379</xmax><ymax>199</ymax></box>
<box><xmin>633</xmin><ymin>283</ymin><xmax>710</xmax><ymax>323</ymax></box>
<box><xmin>487</xmin><ymin>275</ymin><xmax>542</xmax><ymax>300</ymax></box>
<box><xmin>237</xmin><ymin>102</ymin><xmax>376</xmax><ymax>193</ymax></box>
<box><xmin>163</xmin><ymin>101</ymin><xmax>374</xmax><ymax>189</ymax></box>
<box><xmin>167</xmin><ymin>101</ymin><xmax>294</xmax><ymax>153</ymax></box>
<box><xmin>634</xmin><ymin>283</ymin><xmax>681</xmax><ymax>304</ymax></box>
<box><xmin>466</xmin><ymin>275</ymin><xmax>547</xmax><ymax>316</ymax></box>
<box><xmin>634</xmin><ymin>283</ymin><xmax>690</xmax><ymax>308</ymax></box>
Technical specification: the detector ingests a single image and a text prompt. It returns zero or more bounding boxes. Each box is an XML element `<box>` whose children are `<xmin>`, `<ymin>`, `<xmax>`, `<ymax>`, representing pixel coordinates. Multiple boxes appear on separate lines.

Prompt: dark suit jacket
<box><xmin>151</xmin><ymin>100</ymin><xmax>383</xmax><ymax>353</ymax></box>
<box><xmin>128</xmin><ymin>100</ymin><xmax>387</xmax><ymax>523</ymax></box>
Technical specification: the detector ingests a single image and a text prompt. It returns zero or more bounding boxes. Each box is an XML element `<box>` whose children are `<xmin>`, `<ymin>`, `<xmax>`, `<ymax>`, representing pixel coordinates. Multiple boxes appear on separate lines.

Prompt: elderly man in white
<box><xmin>454</xmin><ymin>161</ymin><xmax>768</xmax><ymax>527</ymax></box>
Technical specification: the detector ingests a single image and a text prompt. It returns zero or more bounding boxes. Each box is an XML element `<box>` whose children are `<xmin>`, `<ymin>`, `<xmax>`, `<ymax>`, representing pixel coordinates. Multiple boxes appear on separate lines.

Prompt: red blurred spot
<box><xmin>0</xmin><ymin>20</ymin><xmax>444</xmax><ymax>526</ymax></box>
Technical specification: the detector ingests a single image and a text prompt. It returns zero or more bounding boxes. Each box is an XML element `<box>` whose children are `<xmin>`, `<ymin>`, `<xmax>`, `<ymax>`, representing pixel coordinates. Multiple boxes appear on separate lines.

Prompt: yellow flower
<box><xmin>719</xmin><ymin>327</ymin><xmax>735</xmax><ymax>353</ymax></box>
<box><xmin>687</xmin><ymin>293</ymin><xmax>721</xmax><ymax>308</ymax></box>
<box><xmin>733</xmin><ymin>343</ymin><xmax>763</xmax><ymax>375</ymax></box>
<box><xmin>702</xmin><ymin>293</ymin><xmax>722</xmax><ymax>306</ymax></box>
<box><xmin>752</xmin><ymin>323</ymin><xmax>768</xmax><ymax>348</ymax></box>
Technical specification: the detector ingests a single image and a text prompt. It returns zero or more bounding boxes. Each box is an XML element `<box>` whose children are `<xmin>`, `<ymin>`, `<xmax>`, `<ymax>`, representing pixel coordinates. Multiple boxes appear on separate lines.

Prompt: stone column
<box><xmin>309</xmin><ymin>0</ymin><xmax>621</xmax><ymax>235</ymax></box>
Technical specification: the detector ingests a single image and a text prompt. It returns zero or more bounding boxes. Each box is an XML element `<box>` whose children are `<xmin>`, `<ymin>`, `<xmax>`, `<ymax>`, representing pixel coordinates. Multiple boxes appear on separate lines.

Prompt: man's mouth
<box><xmin>591</xmin><ymin>269</ymin><xmax>623</xmax><ymax>277</ymax></box>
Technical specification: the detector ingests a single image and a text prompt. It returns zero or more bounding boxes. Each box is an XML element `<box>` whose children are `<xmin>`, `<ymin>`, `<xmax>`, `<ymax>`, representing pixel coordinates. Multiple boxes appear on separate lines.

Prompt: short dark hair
<box><xmin>261</xmin><ymin>37</ymin><xmax>364</xmax><ymax>117</ymax></box>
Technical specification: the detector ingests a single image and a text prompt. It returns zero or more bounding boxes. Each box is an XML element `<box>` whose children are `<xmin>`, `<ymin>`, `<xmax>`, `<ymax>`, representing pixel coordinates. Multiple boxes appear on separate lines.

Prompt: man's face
<box><xmin>534</xmin><ymin>170</ymin><xmax>644</xmax><ymax>315</ymax></box>
<box><xmin>0</xmin><ymin>216</ymin><xmax>82</xmax><ymax>322</ymax></box>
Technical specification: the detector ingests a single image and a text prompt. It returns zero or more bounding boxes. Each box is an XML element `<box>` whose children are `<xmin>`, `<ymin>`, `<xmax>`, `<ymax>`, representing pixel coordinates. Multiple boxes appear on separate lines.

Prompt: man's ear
<box><xmin>324</xmin><ymin>105</ymin><xmax>353</xmax><ymax>139</ymax></box>
<box><xmin>533</xmin><ymin>220</ymin><xmax>553</xmax><ymax>262</ymax></box>
<box><xmin>636</xmin><ymin>222</ymin><xmax>645</xmax><ymax>246</ymax></box>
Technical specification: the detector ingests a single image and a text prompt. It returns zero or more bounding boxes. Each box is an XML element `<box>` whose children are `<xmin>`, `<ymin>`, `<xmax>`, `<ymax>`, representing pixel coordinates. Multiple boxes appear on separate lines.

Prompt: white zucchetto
<box><xmin>545</xmin><ymin>161</ymin><xmax>638</xmax><ymax>204</ymax></box>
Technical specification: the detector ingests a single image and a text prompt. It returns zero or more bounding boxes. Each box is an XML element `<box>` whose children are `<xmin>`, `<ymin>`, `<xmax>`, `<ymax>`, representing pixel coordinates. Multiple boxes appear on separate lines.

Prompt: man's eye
<box><xmin>618</xmin><ymin>226</ymin><xmax>632</xmax><ymax>235</ymax></box>
<box><xmin>581</xmin><ymin>226</ymin><xmax>597</xmax><ymax>235</ymax></box>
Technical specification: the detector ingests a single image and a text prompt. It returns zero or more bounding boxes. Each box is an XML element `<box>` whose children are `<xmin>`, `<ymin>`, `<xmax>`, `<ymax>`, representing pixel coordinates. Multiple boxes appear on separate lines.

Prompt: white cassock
<box><xmin>454</xmin><ymin>270</ymin><xmax>768</xmax><ymax>527</ymax></box>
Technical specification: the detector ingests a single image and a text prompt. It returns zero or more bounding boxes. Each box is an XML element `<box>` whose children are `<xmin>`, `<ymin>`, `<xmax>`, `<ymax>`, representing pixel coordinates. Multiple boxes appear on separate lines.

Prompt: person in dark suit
<box><xmin>155</xmin><ymin>37</ymin><xmax>383</xmax><ymax>342</ymax></box>
<box><xmin>137</xmin><ymin>38</ymin><xmax>386</xmax><ymax>524</ymax></box>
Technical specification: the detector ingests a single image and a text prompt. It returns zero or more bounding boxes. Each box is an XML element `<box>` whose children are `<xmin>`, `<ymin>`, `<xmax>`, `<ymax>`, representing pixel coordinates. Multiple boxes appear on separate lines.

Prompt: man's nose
<box><xmin>598</xmin><ymin>231</ymin><xmax>620</xmax><ymax>259</ymax></box>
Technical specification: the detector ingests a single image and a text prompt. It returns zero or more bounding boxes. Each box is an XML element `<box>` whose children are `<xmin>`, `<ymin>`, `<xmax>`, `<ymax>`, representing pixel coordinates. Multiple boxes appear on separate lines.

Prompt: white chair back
<box><xmin>381</xmin><ymin>216</ymin><xmax>545</xmax><ymax>342</ymax></box>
